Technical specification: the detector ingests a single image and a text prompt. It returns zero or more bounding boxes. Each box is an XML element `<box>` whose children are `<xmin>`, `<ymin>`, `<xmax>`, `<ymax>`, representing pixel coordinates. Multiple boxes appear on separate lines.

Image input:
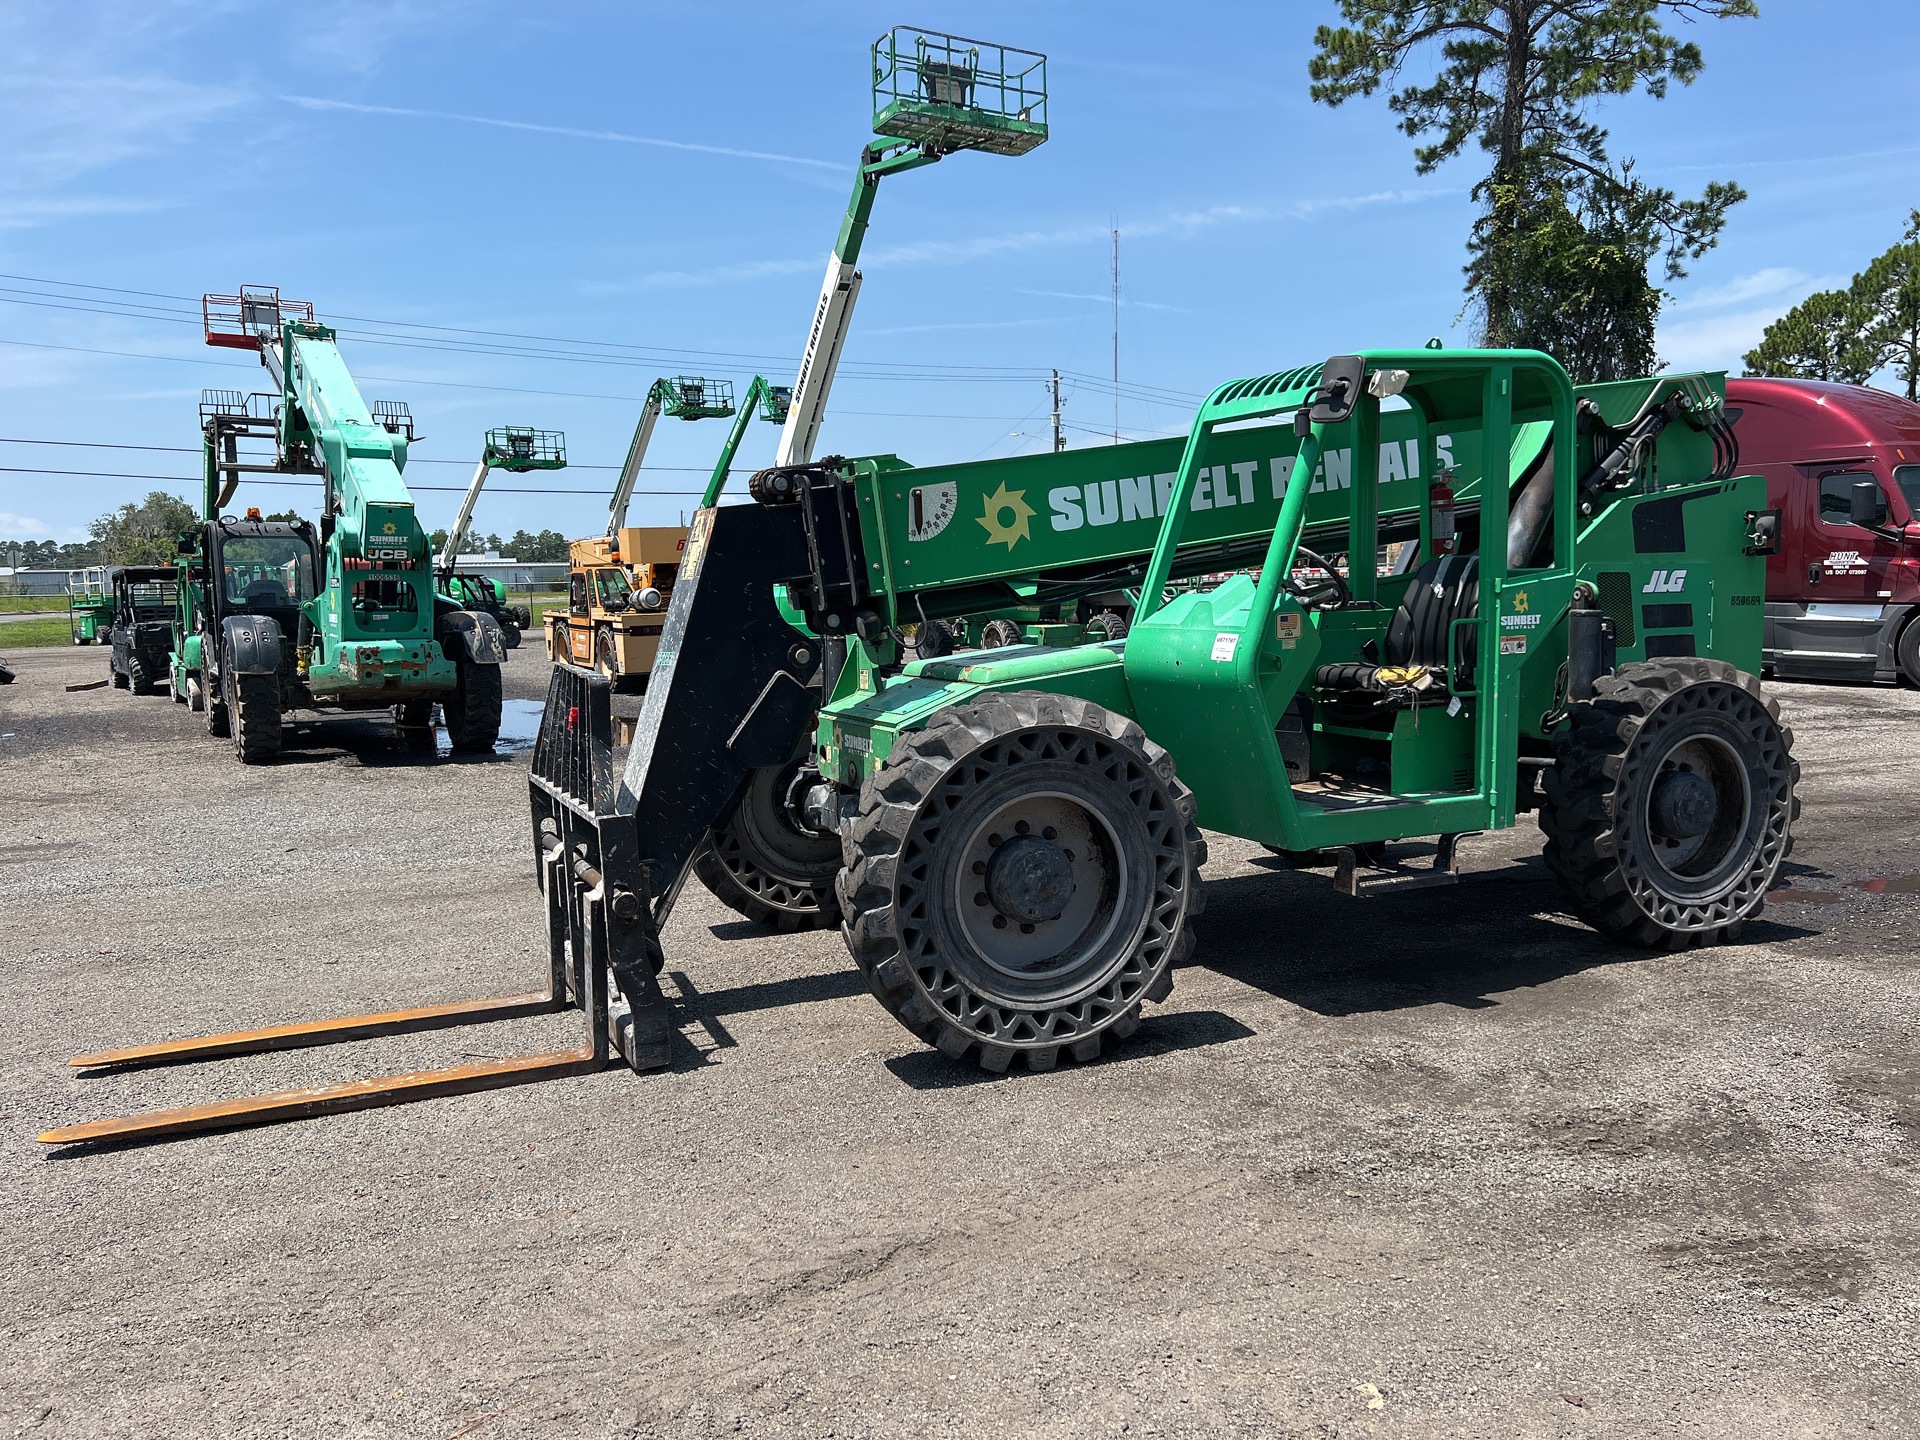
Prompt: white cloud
<box><xmin>1658</xmin><ymin>306</ymin><xmax>1796</xmax><ymax>373</ymax></box>
<box><xmin>0</xmin><ymin>512</ymin><xmax>53</xmax><ymax>538</ymax></box>
<box><xmin>1657</xmin><ymin>267</ymin><xmax>1851</xmax><ymax>372</ymax></box>
<box><xmin>1666</xmin><ymin>266</ymin><xmax>1846</xmax><ymax>313</ymax></box>
<box><xmin>626</xmin><ymin>188</ymin><xmax>1450</xmax><ymax>291</ymax></box>
<box><xmin>282</xmin><ymin>96</ymin><xmax>842</xmax><ymax>173</ymax></box>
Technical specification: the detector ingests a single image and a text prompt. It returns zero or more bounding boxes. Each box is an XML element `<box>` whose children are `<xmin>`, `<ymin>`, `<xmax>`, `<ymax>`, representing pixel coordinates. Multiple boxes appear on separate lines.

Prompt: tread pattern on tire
<box><xmin>203</xmin><ymin>658</ymin><xmax>230</xmax><ymax>736</ymax></box>
<box><xmin>444</xmin><ymin>660</ymin><xmax>502</xmax><ymax>753</ymax></box>
<box><xmin>1539</xmin><ymin>658</ymin><xmax>1798</xmax><ymax>950</ymax></box>
<box><xmin>232</xmin><ymin>670</ymin><xmax>282</xmax><ymax>763</ymax></box>
<box><xmin>692</xmin><ymin>791</ymin><xmax>844</xmax><ymax>935</ymax></box>
<box><xmin>127</xmin><ymin>655</ymin><xmax>152</xmax><ymax>694</ymax></box>
<box><xmin>838</xmin><ymin>690</ymin><xmax>1206</xmax><ymax>1073</ymax></box>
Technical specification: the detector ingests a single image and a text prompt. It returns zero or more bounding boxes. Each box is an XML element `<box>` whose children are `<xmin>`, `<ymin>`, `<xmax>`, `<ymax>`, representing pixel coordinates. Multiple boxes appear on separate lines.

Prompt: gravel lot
<box><xmin>3</xmin><ymin>644</ymin><xmax>1916</xmax><ymax>1439</ymax></box>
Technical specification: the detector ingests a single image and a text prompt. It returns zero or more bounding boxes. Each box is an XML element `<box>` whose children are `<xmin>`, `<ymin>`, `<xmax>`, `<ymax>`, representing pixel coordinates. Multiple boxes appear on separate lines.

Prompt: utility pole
<box><xmin>1111</xmin><ymin>223</ymin><xmax>1120</xmax><ymax>444</ymax></box>
<box><xmin>1049</xmin><ymin>369</ymin><xmax>1065</xmax><ymax>452</ymax></box>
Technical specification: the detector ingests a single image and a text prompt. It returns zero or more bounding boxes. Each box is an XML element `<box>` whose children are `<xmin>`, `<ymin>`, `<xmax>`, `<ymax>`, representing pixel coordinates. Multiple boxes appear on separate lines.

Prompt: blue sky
<box><xmin>3</xmin><ymin>0</ymin><xmax>1916</xmax><ymax>549</ymax></box>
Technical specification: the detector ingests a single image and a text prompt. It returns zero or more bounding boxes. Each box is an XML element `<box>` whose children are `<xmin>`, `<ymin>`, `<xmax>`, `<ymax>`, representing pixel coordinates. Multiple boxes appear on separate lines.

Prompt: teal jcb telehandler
<box><xmin>173</xmin><ymin>288</ymin><xmax>509</xmax><ymax>762</ymax></box>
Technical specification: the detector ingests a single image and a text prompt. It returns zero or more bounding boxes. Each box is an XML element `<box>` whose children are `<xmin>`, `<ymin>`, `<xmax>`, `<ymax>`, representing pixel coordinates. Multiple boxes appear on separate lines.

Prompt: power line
<box><xmin>0</xmin><ymin>465</ymin><xmax>701</xmax><ymax>496</ymax></box>
<box><xmin>0</xmin><ymin>272</ymin><xmax>1204</xmax><ymax>404</ymax></box>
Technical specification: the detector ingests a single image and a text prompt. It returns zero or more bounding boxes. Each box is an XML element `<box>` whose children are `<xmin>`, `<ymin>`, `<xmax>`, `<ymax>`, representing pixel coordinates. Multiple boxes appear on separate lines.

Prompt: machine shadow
<box><xmin>1188</xmin><ymin>855</ymin><xmax>1821</xmax><ymax>1017</ymax></box>
<box><xmin>882</xmin><ymin>1010</ymin><xmax>1257</xmax><ymax>1090</ymax></box>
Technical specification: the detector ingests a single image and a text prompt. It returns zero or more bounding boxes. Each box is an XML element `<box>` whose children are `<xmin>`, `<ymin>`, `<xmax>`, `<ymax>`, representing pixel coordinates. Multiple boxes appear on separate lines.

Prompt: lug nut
<box><xmin>992</xmin><ymin>915</ymin><xmax>1008</xmax><ymax>929</ymax></box>
<box><xmin>1020</xmin><ymin>923</ymin><xmax>1035</xmax><ymax>935</ymax></box>
<box><xmin>971</xmin><ymin>860</ymin><xmax>986</xmax><ymax>875</ymax></box>
<box><xmin>1042</xmin><ymin>826</ymin><xmax>1057</xmax><ymax>840</ymax></box>
<box><xmin>988</xmin><ymin>833</ymin><xmax>1003</xmax><ymax>847</ymax></box>
<box><xmin>974</xmin><ymin>892</ymin><xmax>989</xmax><ymax>906</ymax></box>
<box><xmin>1015</xmin><ymin>820</ymin><xmax>1030</xmax><ymax>835</ymax></box>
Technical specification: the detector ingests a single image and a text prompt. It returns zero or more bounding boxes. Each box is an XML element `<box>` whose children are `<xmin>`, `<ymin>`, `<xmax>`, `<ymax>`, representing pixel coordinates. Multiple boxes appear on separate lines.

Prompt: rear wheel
<box><xmin>443</xmin><ymin>660</ymin><xmax>502</xmax><ymax>753</ymax></box>
<box><xmin>978</xmin><ymin>619</ymin><xmax>1024</xmax><ymax>649</ymax></box>
<box><xmin>229</xmin><ymin>669</ymin><xmax>282</xmax><ymax>764</ymax></box>
<box><xmin>127</xmin><ymin>654</ymin><xmax>153</xmax><ymax>694</ymax></box>
<box><xmin>839</xmin><ymin>691</ymin><xmax>1206</xmax><ymax>1073</ymax></box>
<box><xmin>1085</xmin><ymin>611</ymin><xmax>1129</xmax><ymax>643</ymax></box>
<box><xmin>693</xmin><ymin>760</ymin><xmax>843</xmax><ymax>932</ymax></box>
<box><xmin>1541</xmin><ymin>659</ymin><xmax>1797</xmax><ymax>949</ymax></box>
<box><xmin>1897</xmin><ymin>615</ymin><xmax>1920</xmax><ymax>688</ymax></box>
<box><xmin>202</xmin><ymin>656</ymin><xmax>229</xmax><ymax>737</ymax></box>
<box><xmin>549</xmin><ymin>620</ymin><xmax>571</xmax><ymax>664</ymax></box>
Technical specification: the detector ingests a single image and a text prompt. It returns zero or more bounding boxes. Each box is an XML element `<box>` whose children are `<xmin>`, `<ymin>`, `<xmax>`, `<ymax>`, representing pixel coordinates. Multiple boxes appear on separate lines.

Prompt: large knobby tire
<box><xmin>839</xmin><ymin>691</ymin><xmax>1207</xmax><ymax>1073</ymax></box>
<box><xmin>127</xmin><ymin>654</ymin><xmax>154</xmax><ymax>694</ymax></box>
<box><xmin>1085</xmin><ymin>611</ymin><xmax>1129</xmax><ymax>643</ymax></box>
<box><xmin>443</xmin><ymin>660</ymin><xmax>502</xmax><ymax>753</ymax></box>
<box><xmin>1897</xmin><ymin>616</ymin><xmax>1920</xmax><ymax>689</ymax></box>
<box><xmin>693</xmin><ymin>760</ymin><xmax>844</xmax><ymax>932</ymax></box>
<box><xmin>596</xmin><ymin>625</ymin><xmax>618</xmax><ymax>681</ymax></box>
<box><xmin>229</xmin><ymin>669</ymin><xmax>283</xmax><ymax>764</ymax></box>
<box><xmin>110</xmin><ymin>653</ymin><xmax>129</xmax><ymax>689</ymax></box>
<box><xmin>1540</xmin><ymin>659</ymin><xmax>1797</xmax><ymax>949</ymax></box>
<box><xmin>977</xmin><ymin>619</ymin><xmax>1024</xmax><ymax>649</ymax></box>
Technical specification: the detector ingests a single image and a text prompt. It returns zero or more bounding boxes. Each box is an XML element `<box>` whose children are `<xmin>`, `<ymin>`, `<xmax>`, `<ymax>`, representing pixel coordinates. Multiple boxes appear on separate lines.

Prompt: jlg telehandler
<box><xmin>39</xmin><ymin>346</ymin><xmax>1797</xmax><ymax>1143</ymax></box>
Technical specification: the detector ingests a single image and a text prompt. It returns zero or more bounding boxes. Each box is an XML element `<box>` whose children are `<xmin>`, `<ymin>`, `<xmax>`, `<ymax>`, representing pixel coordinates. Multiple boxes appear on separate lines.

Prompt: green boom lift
<box><xmin>170</xmin><ymin>288</ymin><xmax>512</xmax><ymax>762</ymax></box>
<box><xmin>432</xmin><ymin>426</ymin><xmax>567</xmax><ymax>655</ymax></box>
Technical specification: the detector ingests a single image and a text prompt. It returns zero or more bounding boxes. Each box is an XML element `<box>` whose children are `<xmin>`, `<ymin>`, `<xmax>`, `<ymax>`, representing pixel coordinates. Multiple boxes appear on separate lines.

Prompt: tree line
<box><xmin>1742</xmin><ymin>214</ymin><xmax>1920</xmax><ymax>396</ymax></box>
<box><xmin>4</xmin><ymin>494</ymin><xmax>577</xmax><ymax>574</ymax></box>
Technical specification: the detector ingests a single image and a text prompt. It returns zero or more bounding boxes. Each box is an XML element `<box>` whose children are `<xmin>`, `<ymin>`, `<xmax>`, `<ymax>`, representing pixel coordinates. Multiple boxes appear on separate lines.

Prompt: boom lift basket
<box><xmin>663</xmin><ymin>376</ymin><xmax>736</xmax><ymax>420</ymax></box>
<box><xmin>202</xmin><ymin>286</ymin><xmax>314</xmax><ymax>351</ymax></box>
<box><xmin>484</xmin><ymin>425</ymin><xmax>567</xmax><ymax>471</ymax></box>
<box><xmin>759</xmin><ymin>384</ymin><xmax>795</xmax><ymax>423</ymax></box>
<box><xmin>872</xmin><ymin>27</ymin><xmax>1048</xmax><ymax>157</ymax></box>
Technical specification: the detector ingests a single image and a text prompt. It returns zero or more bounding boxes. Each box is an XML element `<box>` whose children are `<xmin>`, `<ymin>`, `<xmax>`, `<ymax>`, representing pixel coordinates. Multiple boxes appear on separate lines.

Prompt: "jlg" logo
<box><xmin>1642</xmin><ymin>568</ymin><xmax>1688</xmax><ymax>593</ymax></box>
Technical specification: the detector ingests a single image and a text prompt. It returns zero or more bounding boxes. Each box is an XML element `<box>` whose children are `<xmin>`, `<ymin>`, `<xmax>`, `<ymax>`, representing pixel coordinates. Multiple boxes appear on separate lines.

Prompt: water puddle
<box><xmin>1768</xmin><ymin>872</ymin><xmax>1920</xmax><ymax>905</ymax></box>
<box><xmin>1848</xmin><ymin>873</ymin><xmax>1920</xmax><ymax>896</ymax></box>
<box><xmin>432</xmin><ymin>698</ymin><xmax>545</xmax><ymax>757</ymax></box>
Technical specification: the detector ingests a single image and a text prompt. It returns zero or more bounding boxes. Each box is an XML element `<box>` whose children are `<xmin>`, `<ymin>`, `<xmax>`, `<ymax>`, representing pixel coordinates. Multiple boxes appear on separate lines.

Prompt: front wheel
<box><xmin>839</xmin><ymin>691</ymin><xmax>1206</xmax><ymax>1073</ymax></box>
<box><xmin>443</xmin><ymin>660</ymin><xmax>501</xmax><ymax>753</ymax></box>
<box><xmin>1540</xmin><ymin>659</ymin><xmax>1797</xmax><ymax>948</ymax></box>
<box><xmin>110</xmin><ymin>653</ymin><xmax>129</xmax><ymax>689</ymax></box>
<box><xmin>229</xmin><ymin>668</ymin><xmax>282</xmax><ymax>764</ymax></box>
<box><xmin>1897</xmin><ymin>616</ymin><xmax>1920</xmax><ymax>688</ymax></box>
<box><xmin>693</xmin><ymin>760</ymin><xmax>843</xmax><ymax>933</ymax></box>
<box><xmin>127</xmin><ymin>654</ymin><xmax>154</xmax><ymax>694</ymax></box>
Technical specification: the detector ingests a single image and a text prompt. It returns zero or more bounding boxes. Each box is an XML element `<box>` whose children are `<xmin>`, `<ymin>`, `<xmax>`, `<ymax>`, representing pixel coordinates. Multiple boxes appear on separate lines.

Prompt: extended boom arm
<box><xmin>608</xmin><ymin>376</ymin><xmax>736</xmax><ymax>536</ymax></box>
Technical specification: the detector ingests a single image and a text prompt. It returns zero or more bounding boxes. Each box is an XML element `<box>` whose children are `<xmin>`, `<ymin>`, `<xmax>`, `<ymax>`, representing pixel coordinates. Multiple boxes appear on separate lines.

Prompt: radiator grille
<box><xmin>1596</xmin><ymin>571</ymin><xmax>1637</xmax><ymax>647</ymax></box>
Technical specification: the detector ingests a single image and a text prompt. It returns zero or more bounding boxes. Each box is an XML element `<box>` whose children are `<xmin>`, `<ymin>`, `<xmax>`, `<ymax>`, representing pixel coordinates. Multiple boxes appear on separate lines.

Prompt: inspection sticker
<box><xmin>1273</xmin><ymin>612</ymin><xmax>1302</xmax><ymax>650</ymax></box>
<box><xmin>1211</xmin><ymin>632</ymin><xmax>1239</xmax><ymax>662</ymax></box>
<box><xmin>1500</xmin><ymin>636</ymin><xmax>1527</xmax><ymax>656</ymax></box>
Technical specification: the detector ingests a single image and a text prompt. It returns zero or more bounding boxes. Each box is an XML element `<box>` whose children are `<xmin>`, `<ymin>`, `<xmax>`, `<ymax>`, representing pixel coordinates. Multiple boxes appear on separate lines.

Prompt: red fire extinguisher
<box><xmin>1430</xmin><ymin>468</ymin><xmax>1457</xmax><ymax>555</ymax></box>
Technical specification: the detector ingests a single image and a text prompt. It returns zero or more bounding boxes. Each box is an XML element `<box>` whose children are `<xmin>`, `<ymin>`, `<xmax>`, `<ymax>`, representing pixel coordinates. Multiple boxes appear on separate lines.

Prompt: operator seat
<box><xmin>243</xmin><ymin>578</ymin><xmax>289</xmax><ymax>609</ymax></box>
<box><xmin>1315</xmin><ymin>553</ymin><xmax>1479</xmax><ymax>704</ymax></box>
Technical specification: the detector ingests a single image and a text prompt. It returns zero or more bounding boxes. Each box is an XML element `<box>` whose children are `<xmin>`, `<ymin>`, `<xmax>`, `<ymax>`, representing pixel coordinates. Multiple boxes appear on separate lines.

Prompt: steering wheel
<box><xmin>1283</xmin><ymin>546</ymin><xmax>1351</xmax><ymax>611</ymax></box>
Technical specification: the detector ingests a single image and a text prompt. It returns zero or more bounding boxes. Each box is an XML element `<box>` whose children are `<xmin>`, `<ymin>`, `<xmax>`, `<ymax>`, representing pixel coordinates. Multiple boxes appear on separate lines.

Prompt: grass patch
<box><xmin>1</xmin><ymin>617</ymin><xmax>87</xmax><ymax>648</ymax></box>
<box><xmin>0</xmin><ymin>595</ymin><xmax>66</xmax><ymax>614</ymax></box>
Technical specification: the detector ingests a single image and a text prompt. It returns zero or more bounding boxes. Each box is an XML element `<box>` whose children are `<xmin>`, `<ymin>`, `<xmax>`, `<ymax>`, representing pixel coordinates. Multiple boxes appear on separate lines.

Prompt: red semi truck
<box><xmin>1725</xmin><ymin>376</ymin><xmax>1920</xmax><ymax>686</ymax></box>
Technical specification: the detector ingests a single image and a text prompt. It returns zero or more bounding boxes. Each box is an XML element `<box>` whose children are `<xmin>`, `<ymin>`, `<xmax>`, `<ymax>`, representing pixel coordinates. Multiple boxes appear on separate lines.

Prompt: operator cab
<box><xmin>211</xmin><ymin>518</ymin><xmax>318</xmax><ymax>623</ymax></box>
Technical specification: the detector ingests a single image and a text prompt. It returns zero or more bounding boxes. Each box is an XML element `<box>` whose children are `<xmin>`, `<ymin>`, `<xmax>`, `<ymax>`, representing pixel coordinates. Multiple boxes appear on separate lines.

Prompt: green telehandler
<box><xmin>172</xmin><ymin>288</ymin><xmax>511</xmax><ymax>762</ymax></box>
<box><xmin>39</xmin><ymin>347</ymin><xmax>1796</xmax><ymax>1143</ymax></box>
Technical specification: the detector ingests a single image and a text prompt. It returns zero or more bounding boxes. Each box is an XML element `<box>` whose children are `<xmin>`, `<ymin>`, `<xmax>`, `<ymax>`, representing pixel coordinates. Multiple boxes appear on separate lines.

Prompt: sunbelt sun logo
<box><xmin>1642</xmin><ymin>569</ymin><xmax>1688</xmax><ymax>593</ymax></box>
